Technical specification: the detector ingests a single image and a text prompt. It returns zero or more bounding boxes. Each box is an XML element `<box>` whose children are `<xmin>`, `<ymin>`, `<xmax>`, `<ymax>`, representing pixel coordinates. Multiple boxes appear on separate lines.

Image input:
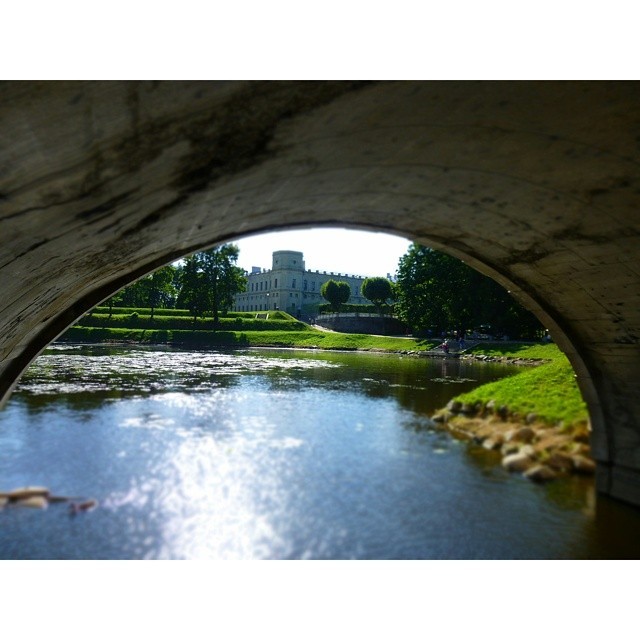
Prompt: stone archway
<box><xmin>1</xmin><ymin>80</ymin><xmax>639</xmax><ymax>504</ymax></box>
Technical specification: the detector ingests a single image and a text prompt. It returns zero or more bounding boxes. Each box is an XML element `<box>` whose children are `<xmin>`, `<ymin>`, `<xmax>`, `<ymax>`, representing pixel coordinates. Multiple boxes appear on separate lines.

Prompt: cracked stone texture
<box><xmin>1</xmin><ymin>80</ymin><xmax>640</xmax><ymax>504</ymax></box>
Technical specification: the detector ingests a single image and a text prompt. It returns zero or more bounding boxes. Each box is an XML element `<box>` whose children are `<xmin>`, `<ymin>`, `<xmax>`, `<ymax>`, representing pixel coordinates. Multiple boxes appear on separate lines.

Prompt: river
<box><xmin>1</xmin><ymin>344</ymin><xmax>639</xmax><ymax>559</ymax></box>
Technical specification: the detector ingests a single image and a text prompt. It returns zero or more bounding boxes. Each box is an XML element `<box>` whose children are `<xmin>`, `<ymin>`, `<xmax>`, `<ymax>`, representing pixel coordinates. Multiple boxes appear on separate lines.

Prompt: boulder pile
<box><xmin>432</xmin><ymin>400</ymin><xmax>595</xmax><ymax>483</ymax></box>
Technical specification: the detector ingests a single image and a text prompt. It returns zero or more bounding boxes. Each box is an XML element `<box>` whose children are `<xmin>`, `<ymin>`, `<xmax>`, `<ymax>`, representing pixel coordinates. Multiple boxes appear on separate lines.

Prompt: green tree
<box><xmin>176</xmin><ymin>255</ymin><xmax>208</xmax><ymax>325</ymax></box>
<box><xmin>106</xmin><ymin>290</ymin><xmax>124</xmax><ymax>320</ymax></box>
<box><xmin>177</xmin><ymin>244</ymin><xmax>247</xmax><ymax>328</ymax></box>
<box><xmin>395</xmin><ymin>245</ymin><xmax>451</xmax><ymax>334</ymax></box>
<box><xmin>139</xmin><ymin>265</ymin><xmax>177</xmax><ymax>320</ymax></box>
<box><xmin>361</xmin><ymin>277</ymin><xmax>393</xmax><ymax>314</ymax></box>
<box><xmin>395</xmin><ymin>243</ymin><xmax>543</xmax><ymax>339</ymax></box>
<box><xmin>119</xmin><ymin>278</ymin><xmax>147</xmax><ymax>308</ymax></box>
<box><xmin>320</xmin><ymin>279</ymin><xmax>351</xmax><ymax>312</ymax></box>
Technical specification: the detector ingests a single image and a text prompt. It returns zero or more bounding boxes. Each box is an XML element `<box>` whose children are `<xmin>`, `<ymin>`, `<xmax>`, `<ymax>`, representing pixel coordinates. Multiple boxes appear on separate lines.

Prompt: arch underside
<box><xmin>1</xmin><ymin>80</ymin><xmax>639</xmax><ymax>504</ymax></box>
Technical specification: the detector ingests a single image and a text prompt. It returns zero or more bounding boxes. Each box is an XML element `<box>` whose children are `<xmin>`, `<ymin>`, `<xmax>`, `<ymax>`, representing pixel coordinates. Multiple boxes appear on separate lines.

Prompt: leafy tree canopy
<box><xmin>320</xmin><ymin>279</ymin><xmax>351</xmax><ymax>312</ymax></box>
<box><xmin>141</xmin><ymin>266</ymin><xmax>177</xmax><ymax>319</ymax></box>
<box><xmin>361</xmin><ymin>277</ymin><xmax>393</xmax><ymax>311</ymax></box>
<box><xmin>107</xmin><ymin>245</ymin><xmax>247</xmax><ymax>327</ymax></box>
<box><xmin>394</xmin><ymin>243</ymin><xmax>543</xmax><ymax>339</ymax></box>
<box><xmin>182</xmin><ymin>244</ymin><xmax>247</xmax><ymax>327</ymax></box>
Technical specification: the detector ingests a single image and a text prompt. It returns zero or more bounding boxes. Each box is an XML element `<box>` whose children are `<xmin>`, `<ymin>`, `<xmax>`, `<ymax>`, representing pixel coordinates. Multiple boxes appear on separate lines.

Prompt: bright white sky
<box><xmin>234</xmin><ymin>228</ymin><xmax>412</xmax><ymax>279</ymax></box>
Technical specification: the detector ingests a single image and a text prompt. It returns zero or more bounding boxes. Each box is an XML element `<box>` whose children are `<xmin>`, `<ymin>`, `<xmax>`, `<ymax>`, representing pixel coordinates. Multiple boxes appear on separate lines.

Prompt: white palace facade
<box><xmin>233</xmin><ymin>250</ymin><xmax>373</xmax><ymax>318</ymax></box>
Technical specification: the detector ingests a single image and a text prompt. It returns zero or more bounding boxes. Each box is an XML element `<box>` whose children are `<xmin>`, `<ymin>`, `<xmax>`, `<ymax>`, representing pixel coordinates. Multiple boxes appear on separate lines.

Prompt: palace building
<box><xmin>232</xmin><ymin>250</ymin><xmax>375</xmax><ymax>318</ymax></box>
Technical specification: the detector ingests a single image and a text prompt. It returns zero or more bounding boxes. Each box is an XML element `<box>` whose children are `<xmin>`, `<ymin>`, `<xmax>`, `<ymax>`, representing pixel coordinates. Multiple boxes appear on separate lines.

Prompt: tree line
<box><xmin>320</xmin><ymin>244</ymin><xmax>543</xmax><ymax>339</ymax></box>
<box><xmin>104</xmin><ymin>245</ymin><xmax>247</xmax><ymax>327</ymax></box>
<box><xmin>393</xmin><ymin>244</ymin><xmax>543</xmax><ymax>339</ymax></box>
<box><xmin>320</xmin><ymin>276</ymin><xmax>394</xmax><ymax>312</ymax></box>
<box><xmin>104</xmin><ymin>241</ymin><xmax>543</xmax><ymax>339</ymax></box>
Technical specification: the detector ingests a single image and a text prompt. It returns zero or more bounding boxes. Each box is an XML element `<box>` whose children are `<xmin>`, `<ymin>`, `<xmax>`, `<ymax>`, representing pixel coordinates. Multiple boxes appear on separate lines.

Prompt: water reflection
<box><xmin>1</xmin><ymin>345</ymin><xmax>639</xmax><ymax>559</ymax></box>
<box><xmin>14</xmin><ymin>346</ymin><xmax>513</xmax><ymax>419</ymax></box>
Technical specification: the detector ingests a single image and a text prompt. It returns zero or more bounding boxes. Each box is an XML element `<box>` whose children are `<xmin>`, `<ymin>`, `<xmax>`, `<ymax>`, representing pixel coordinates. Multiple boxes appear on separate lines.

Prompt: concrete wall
<box><xmin>1</xmin><ymin>81</ymin><xmax>640</xmax><ymax>504</ymax></box>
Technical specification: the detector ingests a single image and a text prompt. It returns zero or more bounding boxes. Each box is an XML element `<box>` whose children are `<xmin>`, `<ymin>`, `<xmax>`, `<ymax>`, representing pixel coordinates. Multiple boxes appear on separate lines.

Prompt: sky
<box><xmin>234</xmin><ymin>227</ymin><xmax>412</xmax><ymax>279</ymax></box>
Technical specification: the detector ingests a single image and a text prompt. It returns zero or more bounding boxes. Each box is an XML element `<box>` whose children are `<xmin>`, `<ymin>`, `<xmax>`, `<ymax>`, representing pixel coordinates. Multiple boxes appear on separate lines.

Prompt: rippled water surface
<box><xmin>1</xmin><ymin>345</ymin><xmax>639</xmax><ymax>559</ymax></box>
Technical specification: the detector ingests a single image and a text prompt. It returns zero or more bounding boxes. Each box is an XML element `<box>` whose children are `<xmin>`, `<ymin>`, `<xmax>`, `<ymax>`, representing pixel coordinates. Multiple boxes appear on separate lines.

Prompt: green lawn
<box><xmin>466</xmin><ymin>342</ymin><xmax>564</xmax><ymax>361</ymax></box>
<box><xmin>60</xmin><ymin>326</ymin><xmax>436</xmax><ymax>352</ymax></box>
<box><xmin>457</xmin><ymin>343</ymin><xmax>588</xmax><ymax>427</ymax></box>
<box><xmin>238</xmin><ymin>331</ymin><xmax>435</xmax><ymax>351</ymax></box>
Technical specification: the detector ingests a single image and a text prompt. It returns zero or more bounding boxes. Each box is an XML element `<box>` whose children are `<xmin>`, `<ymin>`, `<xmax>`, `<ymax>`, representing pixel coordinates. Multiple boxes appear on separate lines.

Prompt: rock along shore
<box><xmin>432</xmin><ymin>399</ymin><xmax>595</xmax><ymax>483</ymax></box>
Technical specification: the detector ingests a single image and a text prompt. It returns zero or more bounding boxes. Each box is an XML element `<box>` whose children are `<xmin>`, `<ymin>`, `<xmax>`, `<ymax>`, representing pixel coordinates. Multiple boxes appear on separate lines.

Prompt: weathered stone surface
<box><xmin>485</xmin><ymin>400</ymin><xmax>497</xmax><ymax>413</ymax></box>
<box><xmin>0</xmin><ymin>81</ymin><xmax>640</xmax><ymax>505</ymax></box>
<box><xmin>501</xmin><ymin>442</ymin><xmax>521</xmax><ymax>456</ymax></box>
<box><xmin>6</xmin><ymin>487</ymin><xmax>50</xmax><ymax>501</ymax></box>
<box><xmin>534</xmin><ymin>434</ymin><xmax>573</xmax><ymax>454</ymax></box>
<box><xmin>433</xmin><ymin>410</ymin><xmax>453</xmax><ymax>424</ymax></box>
<box><xmin>15</xmin><ymin>496</ymin><xmax>48</xmax><ymax>509</ymax></box>
<box><xmin>507</xmin><ymin>426</ymin><xmax>536</xmax><ymax>444</ymax></box>
<box><xmin>502</xmin><ymin>452</ymin><xmax>535</xmax><ymax>473</ymax></box>
<box><xmin>482</xmin><ymin>435</ymin><xmax>505</xmax><ymax>450</ymax></box>
<box><xmin>447</xmin><ymin>400</ymin><xmax>463</xmax><ymax>413</ymax></box>
<box><xmin>461</xmin><ymin>402</ymin><xmax>478</xmax><ymax>415</ymax></box>
<box><xmin>572</xmin><ymin>455</ymin><xmax>597</xmax><ymax>475</ymax></box>
<box><xmin>547</xmin><ymin>452</ymin><xmax>576</xmax><ymax>473</ymax></box>
<box><xmin>524</xmin><ymin>465</ymin><xmax>558</xmax><ymax>483</ymax></box>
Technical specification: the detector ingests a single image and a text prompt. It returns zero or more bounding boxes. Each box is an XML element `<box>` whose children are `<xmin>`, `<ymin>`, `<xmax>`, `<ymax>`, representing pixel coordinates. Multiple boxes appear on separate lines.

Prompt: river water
<box><xmin>1</xmin><ymin>344</ymin><xmax>639</xmax><ymax>559</ymax></box>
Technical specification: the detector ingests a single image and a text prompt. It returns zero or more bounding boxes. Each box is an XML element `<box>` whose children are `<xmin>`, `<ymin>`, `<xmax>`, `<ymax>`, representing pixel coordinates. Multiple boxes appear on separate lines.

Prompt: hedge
<box><xmin>77</xmin><ymin>314</ymin><xmax>307</xmax><ymax>332</ymax></box>
<box><xmin>59</xmin><ymin>327</ymin><xmax>251</xmax><ymax>347</ymax></box>
<box><xmin>90</xmin><ymin>307</ymin><xmax>296</xmax><ymax>321</ymax></box>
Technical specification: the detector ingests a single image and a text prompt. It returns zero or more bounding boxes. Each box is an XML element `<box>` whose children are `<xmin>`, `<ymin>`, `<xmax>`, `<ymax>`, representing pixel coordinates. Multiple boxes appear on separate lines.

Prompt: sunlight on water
<box><xmin>17</xmin><ymin>348</ymin><xmax>341</xmax><ymax>397</ymax></box>
<box><xmin>1</xmin><ymin>346</ymin><xmax>636</xmax><ymax>559</ymax></box>
<box><xmin>98</xmin><ymin>391</ymin><xmax>302</xmax><ymax>559</ymax></box>
<box><xmin>155</xmin><ymin>432</ymin><xmax>286</xmax><ymax>559</ymax></box>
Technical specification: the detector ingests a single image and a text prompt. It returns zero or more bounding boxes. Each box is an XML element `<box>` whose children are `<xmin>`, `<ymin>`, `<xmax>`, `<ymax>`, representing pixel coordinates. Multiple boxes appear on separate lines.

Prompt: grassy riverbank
<box><xmin>458</xmin><ymin>343</ymin><xmax>588</xmax><ymax>427</ymax></box>
<box><xmin>434</xmin><ymin>342</ymin><xmax>594</xmax><ymax>483</ymax></box>
<box><xmin>61</xmin><ymin>307</ymin><xmax>437</xmax><ymax>351</ymax></box>
<box><xmin>60</xmin><ymin>325</ymin><xmax>436</xmax><ymax>352</ymax></box>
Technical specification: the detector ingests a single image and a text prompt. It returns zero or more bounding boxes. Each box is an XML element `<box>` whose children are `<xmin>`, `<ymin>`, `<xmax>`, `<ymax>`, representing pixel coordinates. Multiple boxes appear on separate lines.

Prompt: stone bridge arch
<box><xmin>1</xmin><ymin>81</ymin><xmax>639</xmax><ymax>505</ymax></box>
